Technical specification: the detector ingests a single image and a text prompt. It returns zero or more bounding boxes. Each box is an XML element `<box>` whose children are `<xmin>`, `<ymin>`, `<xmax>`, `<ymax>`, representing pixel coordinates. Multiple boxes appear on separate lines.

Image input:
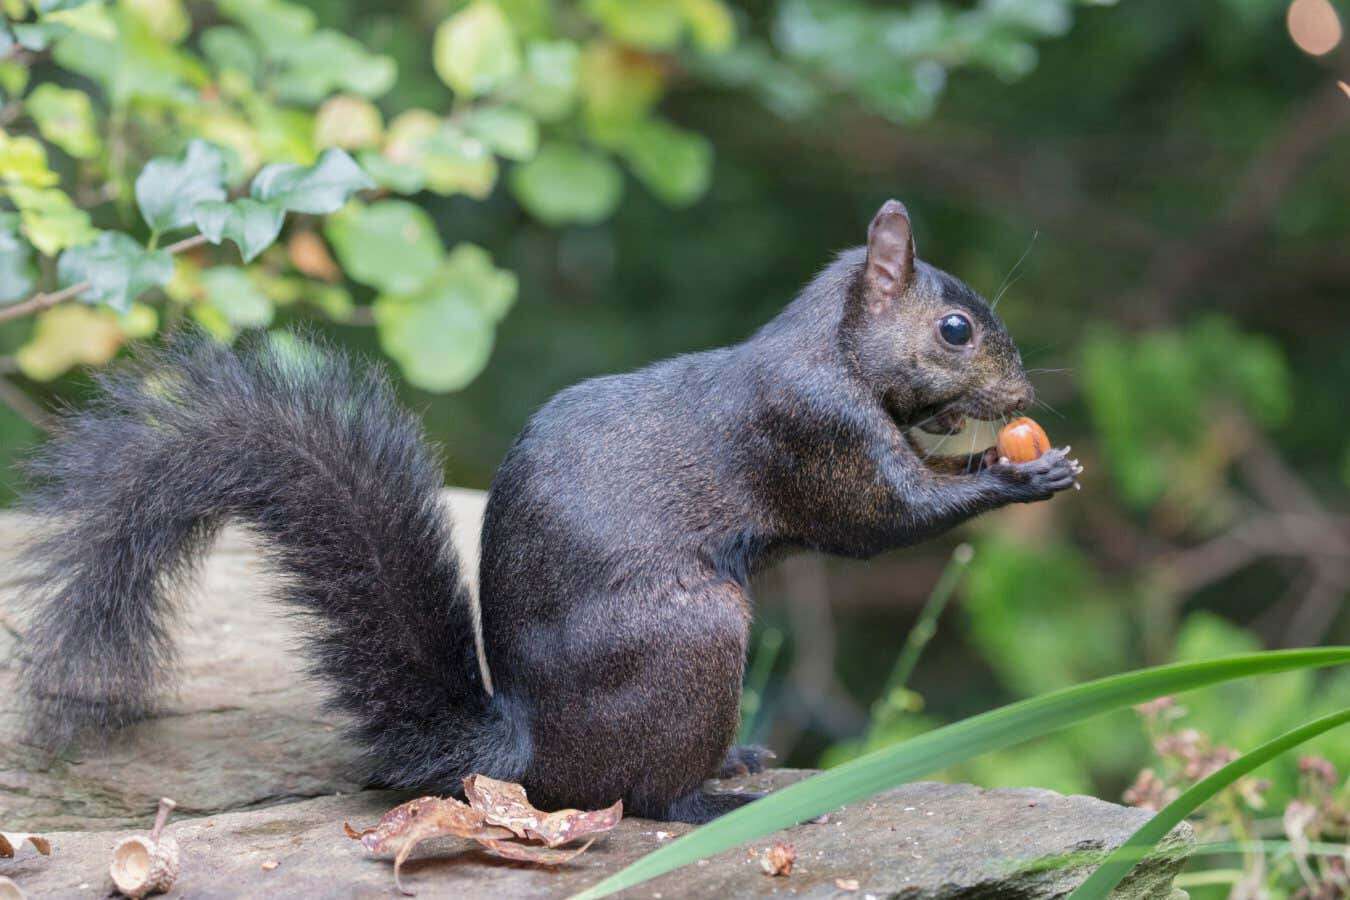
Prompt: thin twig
<box><xmin>0</xmin><ymin>374</ymin><xmax>53</xmax><ymax>431</ymax></box>
<box><xmin>0</xmin><ymin>233</ymin><xmax>210</xmax><ymax>325</ymax></box>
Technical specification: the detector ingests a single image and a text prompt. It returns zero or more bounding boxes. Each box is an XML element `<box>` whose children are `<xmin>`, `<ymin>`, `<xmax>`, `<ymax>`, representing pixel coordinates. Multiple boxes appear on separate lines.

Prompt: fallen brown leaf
<box><xmin>347</xmin><ymin>796</ymin><xmax>513</xmax><ymax>894</ymax></box>
<box><xmin>347</xmin><ymin>779</ymin><xmax>622</xmax><ymax>896</ymax></box>
<box><xmin>463</xmin><ymin>774</ymin><xmax>623</xmax><ymax>847</ymax></box>
<box><xmin>0</xmin><ymin>833</ymin><xmax>51</xmax><ymax>859</ymax></box>
<box><xmin>760</xmin><ymin>841</ymin><xmax>795</xmax><ymax>876</ymax></box>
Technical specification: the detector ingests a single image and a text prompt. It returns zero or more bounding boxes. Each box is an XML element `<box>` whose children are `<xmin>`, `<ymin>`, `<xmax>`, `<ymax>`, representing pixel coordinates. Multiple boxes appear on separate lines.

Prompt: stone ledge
<box><xmin>1</xmin><ymin>773</ymin><xmax>1191</xmax><ymax>899</ymax></box>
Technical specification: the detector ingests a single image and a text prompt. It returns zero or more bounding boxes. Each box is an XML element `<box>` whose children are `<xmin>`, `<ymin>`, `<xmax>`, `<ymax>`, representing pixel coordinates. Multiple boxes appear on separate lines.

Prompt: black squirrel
<box><xmin>16</xmin><ymin>200</ymin><xmax>1080</xmax><ymax>823</ymax></box>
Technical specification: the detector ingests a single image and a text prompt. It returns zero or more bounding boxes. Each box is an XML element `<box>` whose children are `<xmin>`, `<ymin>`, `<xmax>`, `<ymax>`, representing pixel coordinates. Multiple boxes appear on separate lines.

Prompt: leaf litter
<box><xmin>345</xmin><ymin>775</ymin><xmax>622</xmax><ymax>894</ymax></box>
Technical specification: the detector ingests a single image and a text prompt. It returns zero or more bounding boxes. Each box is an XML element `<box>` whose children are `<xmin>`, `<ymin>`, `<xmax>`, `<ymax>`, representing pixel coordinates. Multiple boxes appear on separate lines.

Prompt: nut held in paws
<box><xmin>996</xmin><ymin>417</ymin><xmax>1051</xmax><ymax>463</ymax></box>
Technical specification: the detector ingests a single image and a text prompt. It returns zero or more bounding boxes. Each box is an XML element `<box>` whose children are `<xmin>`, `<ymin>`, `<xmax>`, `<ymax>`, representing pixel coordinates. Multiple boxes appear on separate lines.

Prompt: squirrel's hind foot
<box><xmin>717</xmin><ymin>744</ymin><xmax>776</xmax><ymax>778</ymax></box>
<box><xmin>664</xmin><ymin>788</ymin><xmax>767</xmax><ymax>824</ymax></box>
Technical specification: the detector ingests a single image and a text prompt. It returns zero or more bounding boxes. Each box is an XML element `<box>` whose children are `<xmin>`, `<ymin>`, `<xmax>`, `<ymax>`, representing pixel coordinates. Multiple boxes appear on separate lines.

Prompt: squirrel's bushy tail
<box><xmin>17</xmin><ymin>333</ymin><xmax>522</xmax><ymax>790</ymax></box>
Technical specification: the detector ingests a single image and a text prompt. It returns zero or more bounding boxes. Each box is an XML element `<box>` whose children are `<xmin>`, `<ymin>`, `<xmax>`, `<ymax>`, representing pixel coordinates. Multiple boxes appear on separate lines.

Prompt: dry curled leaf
<box><xmin>348</xmin><ymin>777</ymin><xmax>623</xmax><ymax>895</ymax></box>
<box><xmin>463</xmin><ymin>774</ymin><xmax>623</xmax><ymax>847</ymax></box>
<box><xmin>0</xmin><ymin>832</ymin><xmax>51</xmax><ymax>859</ymax></box>
<box><xmin>760</xmin><ymin>841</ymin><xmax>795</xmax><ymax>876</ymax></box>
<box><xmin>347</xmin><ymin>796</ymin><xmax>513</xmax><ymax>895</ymax></box>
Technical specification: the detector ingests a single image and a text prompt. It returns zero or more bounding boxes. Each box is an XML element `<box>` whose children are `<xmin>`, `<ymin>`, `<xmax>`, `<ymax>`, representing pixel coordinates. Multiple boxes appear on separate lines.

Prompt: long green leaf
<box><xmin>1068</xmin><ymin>706</ymin><xmax>1350</xmax><ymax>899</ymax></box>
<box><xmin>572</xmin><ymin>648</ymin><xmax>1350</xmax><ymax>899</ymax></box>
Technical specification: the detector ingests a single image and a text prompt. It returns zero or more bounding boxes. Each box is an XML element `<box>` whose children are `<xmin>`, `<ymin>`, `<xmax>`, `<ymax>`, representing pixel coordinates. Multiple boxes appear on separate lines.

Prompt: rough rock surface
<box><xmin>2</xmin><ymin>774</ymin><xmax>1190</xmax><ymax>899</ymax></box>
<box><xmin>1</xmin><ymin>493</ymin><xmax>1190</xmax><ymax>897</ymax></box>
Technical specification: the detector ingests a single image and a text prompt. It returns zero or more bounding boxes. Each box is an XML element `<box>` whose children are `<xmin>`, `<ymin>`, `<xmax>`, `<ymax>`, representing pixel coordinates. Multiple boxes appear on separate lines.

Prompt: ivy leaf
<box><xmin>325</xmin><ymin>200</ymin><xmax>443</xmax><ymax>294</ymax></box>
<box><xmin>251</xmin><ymin>148</ymin><xmax>374</xmax><ymax>215</ymax></box>
<box><xmin>9</xmin><ymin>185</ymin><xmax>96</xmax><ymax>255</ymax></box>
<box><xmin>0</xmin><ymin>217</ymin><xmax>36</xmax><ymax>303</ymax></box>
<box><xmin>510</xmin><ymin>142</ymin><xmax>623</xmax><ymax>226</ymax></box>
<box><xmin>57</xmin><ymin>232</ymin><xmax>174</xmax><ymax>313</ymax></box>
<box><xmin>373</xmin><ymin>243</ymin><xmax>517</xmax><ymax>392</ymax></box>
<box><xmin>193</xmin><ymin>198</ymin><xmax>285</xmax><ymax>263</ymax></box>
<box><xmin>201</xmin><ymin>266</ymin><xmax>274</xmax><ymax>330</ymax></box>
<box><xmin>26</xmin><ymin>83</ymin><xmax>101</xmax><ymax>159</ymax></box>
<box><xmin>271</xmin><ymin>29</ymin><xmax>397</xmax><ymax>104</ymax></box>
<box><xmin>434</xmin><ymin>1</ymin><xmax>521</xmax><ymax>98</ymax></box>
<box><xmin>135</xmin><ymin>139</ymin><xmax>229</xmax><ymax>233</ymax></box>
<box><xmin>465</xmin><ymin>106</ymin><xmax>539</xmax><ymax>161</ymax></box>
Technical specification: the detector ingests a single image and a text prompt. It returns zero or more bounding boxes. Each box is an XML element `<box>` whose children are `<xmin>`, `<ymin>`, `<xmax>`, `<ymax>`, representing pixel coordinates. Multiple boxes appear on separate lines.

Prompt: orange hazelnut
<box><xmin>996</xmin><ymin>417</ymin><xmax>1051</xmax><ymax>463</ymax></box>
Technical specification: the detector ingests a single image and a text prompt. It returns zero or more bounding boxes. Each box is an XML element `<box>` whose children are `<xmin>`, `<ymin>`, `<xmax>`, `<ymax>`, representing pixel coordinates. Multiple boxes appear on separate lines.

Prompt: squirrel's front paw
<box><xmin>988</xmin><ymin>446</ymin><xmax>1082</xmax><ymax>501</ymax></box>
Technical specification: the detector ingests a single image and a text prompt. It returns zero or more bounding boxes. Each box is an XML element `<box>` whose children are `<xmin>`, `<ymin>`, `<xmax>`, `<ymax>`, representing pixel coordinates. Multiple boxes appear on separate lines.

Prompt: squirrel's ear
<box><xmin>864</xmin><ymin>200</ymin><xmax>916</xmax><ymax>306</ymax></box>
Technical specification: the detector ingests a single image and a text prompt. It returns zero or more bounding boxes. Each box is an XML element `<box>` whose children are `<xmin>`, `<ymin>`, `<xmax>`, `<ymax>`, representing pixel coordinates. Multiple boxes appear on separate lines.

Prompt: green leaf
<box><xmin>573</xmin><ymin>648</ymin><xmax>1350</xmax><ymax>899</ymax></box>
<box><xmin>502</xmin><ymin>40</ymin><xmax>580</xmax><ymax>122</ymax></box>
<box><xmin>0</xmin><ymin>218</ymin><xmax>36</xmax><ymax>303</ymax></box>
<box><xmin>26</xmin><ymin>83</ymin><xmax>101</xmax><ymax>159</ymax></box>
<box><xmin>510</xmin><ymin>141</ymin><xmax>623</xmax><ymax>226</ymax></box>
<box><xmin>434</xmin><ymin>1</ymin><xmax>521</xmax><ymax>98</ymax></box>
<box><xmin>135</xmin><ymin>140</ymin><xmax>229</xmax><ymax>234</ymax></box>
<box><xmin>9</xmin><ymin>185</ymin><xmax>96</xmax><ymax>255</ymax></box>
<box><xmin>374</xmin><ymin>243</ymin><xmax>517</xmax><ymax>392</ymax></box>
<box><xmin>1068</xmin><ymin>709</ymin><xmax>1350</xmax><ymax>899</ymax></box>
<box><xmin>57</xmin><ymin>232</ymin><xmax>174</xmax><ymax>313</ymax></box>
<box><xmin>16</xmin><ymin>304</ymin><xmax>126</xmax><ymax>381</ymax></box>
<box><xmin>0</xmin><ymin>132</ymin><xmax>59</xmax><ymax>188</ymax></box>
<box><xmin>251</xmin><ymin>148</ymin><xmax>374</xmax><ymax>215</ymax></box>
<box><xmin>357</xmin><ymin>151</ymin><xmax>426</xmax><ymax>194</ymax></box>
<box><xmin>201</xmin><ymin>266</ymin><xmax>274</xmax><ymax>330</ymax></box>
<box><xmin>193</xmin><ymin>198</ymin><xmax>285</xmax><ymax>263</ymax></box>
<box><xmin>680</xmin><ymin>0</ymin><xmax>735</xmax><ymax>52</ymax></box>
<box><xmin>356</xmin><ymin>151</ymin><xmax>423</xmax><ymax>195</ymax></box>
<box><xmin>465</xmin><ymin>106</ymin><xmax>539</xmax><ymax>161</ymax></box>
<box><xmin>216</xmin><ymin>0</ymin><xmax>315</xmax><ymax>57</ymax></box>
<box><xmin>315</xmin><ymin>95</ymin><xmax>384</xmax><ymax>150</ymax></box>
<box><xmin>607</xmin><ymin>118</ymin><xmax>712</xmax><ymax>207</ymax></box>
<box><xmin>420</xmin><ymin>128</ymin><xmax>498</xmax><ymax>198</ymax></box>
<box><xmin>586</xmin><ymin>0</ymin><xmax>685</xmax><ymax>49</ymax></box>
<box><xmin>325</xmin><ymin>200</ymin><xmax>443</xmax><ymax>294</ymax></box>
<box><xmin>52</xmin><ymin>9</ymin><xmax>205</xmax><ymax>105</ymax></box>
<box><xmin>271</xmin><ymin>29</ymin><xmax>397</xmax><ymax>104</ymax></box>
<box><xmin>201</xmin><ymin>26</ymin><xmax>261</xmax><ymax>79</ymax></box>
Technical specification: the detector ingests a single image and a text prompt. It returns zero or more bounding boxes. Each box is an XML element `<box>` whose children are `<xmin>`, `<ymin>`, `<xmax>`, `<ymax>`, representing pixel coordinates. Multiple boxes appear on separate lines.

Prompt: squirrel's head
<box><xmin>842</xmin><ymin>199</ymin><xmax>1034</xmax><ymax>435</ymax></box>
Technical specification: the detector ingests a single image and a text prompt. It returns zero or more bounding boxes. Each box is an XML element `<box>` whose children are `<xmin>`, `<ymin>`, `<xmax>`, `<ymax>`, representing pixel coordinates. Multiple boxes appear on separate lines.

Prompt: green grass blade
<box><xmin>571</xmin><ymin>647</ymin><xmax>1350</xmax><ymax>899</ymax></box>
<box><xmin>1067</xmin><ymin>706</ymin><xmax>1350</xmax><ymax>900</ymax></box>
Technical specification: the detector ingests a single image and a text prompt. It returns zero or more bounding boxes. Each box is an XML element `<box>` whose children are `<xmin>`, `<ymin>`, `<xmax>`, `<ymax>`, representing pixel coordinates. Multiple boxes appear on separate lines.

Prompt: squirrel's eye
<box><xmin>939</xmin><ymin>313</ymin><xmax>973</xmax><ymax>346</ymax></box>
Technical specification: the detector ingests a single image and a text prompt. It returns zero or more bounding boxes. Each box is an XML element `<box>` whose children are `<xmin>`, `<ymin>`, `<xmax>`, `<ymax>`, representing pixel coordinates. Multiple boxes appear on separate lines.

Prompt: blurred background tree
<box><xmin>3</xmin><ymin>1</ymin><xmax>1348</xmax><ymax>895</ymax></box>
